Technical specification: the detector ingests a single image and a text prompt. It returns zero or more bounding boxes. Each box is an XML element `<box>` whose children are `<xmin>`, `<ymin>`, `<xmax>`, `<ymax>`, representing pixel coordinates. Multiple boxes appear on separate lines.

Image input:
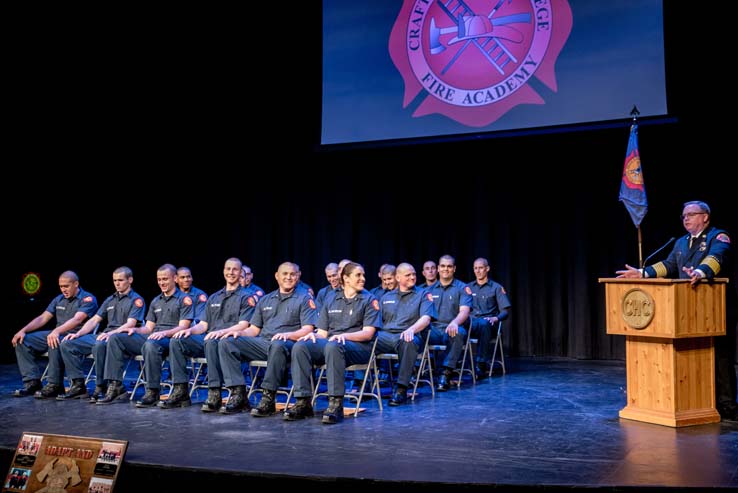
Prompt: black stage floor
<box><xmin>1</xmin><ymin>358</ymin><xmax>737</xmax><ymax>492</ymax></box>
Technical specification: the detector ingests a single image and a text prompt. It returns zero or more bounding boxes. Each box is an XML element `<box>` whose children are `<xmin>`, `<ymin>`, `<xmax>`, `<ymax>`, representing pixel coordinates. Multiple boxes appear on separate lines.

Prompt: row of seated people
<box><xmin>11</xmin><ymin>256</ymin><xmax>510</xmax><ymax>424</ymax></box>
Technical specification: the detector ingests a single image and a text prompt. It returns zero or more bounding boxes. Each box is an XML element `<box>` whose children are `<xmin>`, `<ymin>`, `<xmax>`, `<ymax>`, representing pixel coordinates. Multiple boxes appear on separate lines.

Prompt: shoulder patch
<box><xmin>426</xmin><ymin>293</ymin><xmax>433</xmax><ymax>302</ymax></box>
<box><xmin>464</xmin><ymin>286</ymin><xmax>472</xmax><ymax>295</ymax></box>
<box><xmin>198</xmin><ymin>294</ymin><xmax>208</xmax><ymax>302</ymax></box>
<box><xmin>83</xmin><ymin>296</ymin><xmax>93</xmax><ymax>303</ymax></box>
<box><xmin>716</xmin><ymin>233</ymin><xmax>731</xmax><ymax>244</ymax></box>
<box><xmin>256</xmin><ymin>290</ymin><xmax>264</xmax><ymax>297</ymax></box>
<box><xmin>134</xmin><ymin>298</ymin><xmax>144</xmax><ymax>308</ymax></box>
<box><xmin>308</xmin><ymin>299</ymin><xmax>317</xmax><ymax>310</ymax></box>
<box><xmin>183</xmin><ymin>296</ymin><xmax>193</xmax><ymax>306</ymax></box>
<box><xmin>248</xmin><ymin>296</ymin><xmax>256</xmax><ymax>307</ymax></box>
<box><xmin>372</xmin><ymin>299</ymin><xmax>380</xmax><ymax>311</ymax></box>
<box><xmin>308</xmin><ymin>288</ymin><xmax>315</xmax><ymax>297</ymax></box>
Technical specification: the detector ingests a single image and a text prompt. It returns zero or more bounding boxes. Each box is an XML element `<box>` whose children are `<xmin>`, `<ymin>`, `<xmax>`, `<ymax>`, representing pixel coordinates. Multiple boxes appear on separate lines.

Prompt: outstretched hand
<box><xmin>682</xmin><ymin>266</ymin><xmax>704</xmax><ymax>286</ymax></box>
<box><xmin>616</xmin><ymin>264</ymin><xmax>642</xmax><ymax>279</ymax></box>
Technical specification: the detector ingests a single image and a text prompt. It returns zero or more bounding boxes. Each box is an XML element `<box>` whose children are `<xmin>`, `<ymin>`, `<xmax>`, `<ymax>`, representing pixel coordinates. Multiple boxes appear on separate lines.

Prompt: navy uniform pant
<box><xmin>168</xmin><ymin>334</ymin><xmax>221</xmax><ymax>388</ymax></box>
<box><xmin>142</xmin><ymin>338</ymin><xmax>171</xmax><ymax>391</ymax></box>
<box><xmin>60</xmin><ymin>333</ymin><xmax>108</xmax><ymax>384</ymax></box>
<box><xmin>470</xmin><ymin>317</ymin><xmax>495</xmax><ymax>363</ymax></box>
<box><xmin>291</xmin><ymin>339</ymin><xmax>372</xmax><ymax>398</ymax></box>
<box><xmin>429</xmin><ymin>323</ymin><xmax>466</xmax><ymax>369</ymax></box>
<box><xmin>104</xmin><ymin>333</ymin><xmax>147</xmax><ymax>381</ymax></box>
<box><xmin>219</xmin><ymin>336</ymin><xmax>295</xmax><ymax>390</ymax></box>
<box><xmin>15</xmin><ymin>330</ymin><xmax>61</xmax><ymax>384</ymax></box>
<box><xmin>375</xmin><ymin>330</ymin><xmax>424</xmax><ymax>388</ymax></box>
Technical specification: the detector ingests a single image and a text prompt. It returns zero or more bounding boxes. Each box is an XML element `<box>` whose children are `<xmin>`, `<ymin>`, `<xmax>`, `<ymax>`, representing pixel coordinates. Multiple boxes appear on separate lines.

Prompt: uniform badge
<box><xmin>248</xmin><ymin>297</ymin><xmax>256</xmax><ymax>307</ymax></box>
<box><xmin>256</xmin><ymin>290</ymin><xmax>264</xmax><ymax>297</ymax></box>
<box><xmin>308</xmin><ymin>288</ymin><xmax>315</xmax><ymax>297</ymax></box>
<box><xmin>308</xmin><ymin>299</ymin><xmax>317</xmax><ymax>310</ymax></box>
<box><xmin>699</xmin><ymin>241</ymin><xmax>707</xmax><ymax>252</ymax></box>
<box><xmin>183</xmin><ymin>296</ymin><xmax>193</xmax><ymax>306</ymax></box>
<box><xmin>716</xmin><ymin>233</ymin><xmax>731</xmax><ymax>244</ymax></box>
<box><xmin>134</xmin><ymin>298</ymin><xmax>144</xmax><ymax>308</ymax></box>
<box><xmin>372</xmin><ymin>299</ymin><xmax>380</xmax><ymax>311</ymax></box>
<box><xmin>198</xmin><ymin>294</ymin><xmax>208</xmax><ymax>302</ymax></box>
<box><xmin>389</xmin><ymin>0</ymin><xmax>572</xmax><ymax>126</ymax></box>
<box><xmin>464</xmin><ymin>286</ymin><xmax>472</xmax><ymax>295</ymax></box>
<box><xmin>83</xmin><ymin>296</ymin><xmax>93</xmax><ymax>303</ymax></box>
<box><xmin>426</xmin><ymin>293</ymin><xmax>434</xmax><ymax>302</ymax></box>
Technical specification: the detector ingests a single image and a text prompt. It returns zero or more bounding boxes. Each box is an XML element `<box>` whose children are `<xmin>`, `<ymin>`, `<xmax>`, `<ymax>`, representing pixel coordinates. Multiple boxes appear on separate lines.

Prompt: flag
<box><xmin>619</xmin><ymin>123</ymin><xmax>647</xmax><ymax>227</ymax></box>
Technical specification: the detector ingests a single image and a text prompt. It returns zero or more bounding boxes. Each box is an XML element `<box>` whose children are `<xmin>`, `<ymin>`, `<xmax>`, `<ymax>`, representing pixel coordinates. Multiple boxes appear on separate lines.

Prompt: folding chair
<box><xmin>189</xmin><ymin>357</ymin><xmax>209</xmax><ymax>397</ymax></box>
<box><xmin>377</xmin><ymin>329</ymin><xmax>435</xmax><ymax>400</ymax></box>
<box><xmin>457</xmin><ymin>332</ymin><xmax>478</xmax><ymax>388</ymax></box>
<box><xmin>129</xmin><ymin>355</ymin><xmax>172</xmax><ymax>401</ymax></box>
<box><xmin>129</xmin><ymin>355</ymin><xmax>147</xmax><ymax>400</ymax></box>
<box><xmin>42</xmin><ymin>353</ymin><xmax>95</xmax><ymax>388</ymax></box>
<box><xmin>488</xmin><ymin>321</ymin><xmax>506</xmax><ymax>376</ymax></box>
<box><xmin>312</xmin><ymin>337</ymin><xmax>383</xmax><ymax>417</ymax></box>
<box><xmin>39</xmin><ymin>352</ymin><xmax>52</xmax><ymax>385</ymax></box>
<box><xmin>246</xmin><ymin>360</ymin><xmax>295</xmax><ymax>411</ymax></box>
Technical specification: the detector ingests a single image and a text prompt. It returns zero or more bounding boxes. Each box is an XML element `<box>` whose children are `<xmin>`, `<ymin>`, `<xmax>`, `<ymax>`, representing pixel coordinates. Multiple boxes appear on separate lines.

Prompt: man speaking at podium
<box><xmin>616</xmin><ymin>200</ymin><xmax>736</xmax><ymax>422</ymax></box>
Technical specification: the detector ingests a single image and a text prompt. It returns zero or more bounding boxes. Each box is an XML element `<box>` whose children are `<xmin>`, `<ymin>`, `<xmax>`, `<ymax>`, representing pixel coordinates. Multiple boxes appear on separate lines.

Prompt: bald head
<box><xmin>396</xmin><ymin>263</ymin><xmax>417</xmax><ymax>291</ymax></box>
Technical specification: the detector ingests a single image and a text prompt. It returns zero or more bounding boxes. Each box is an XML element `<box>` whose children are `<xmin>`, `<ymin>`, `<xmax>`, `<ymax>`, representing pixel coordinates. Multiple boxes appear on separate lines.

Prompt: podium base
<box><xmin>619</xmin><ymin>405</ymin><xmax>721</xmax><ymax>427</ymax></box>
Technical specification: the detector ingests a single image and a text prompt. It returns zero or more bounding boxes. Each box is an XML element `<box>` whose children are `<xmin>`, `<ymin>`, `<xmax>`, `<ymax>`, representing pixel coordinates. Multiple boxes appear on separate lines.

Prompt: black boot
<box><xmin>35</xmin><ymin>383</ymin><xmax>64</xmax><ymax>399</ymax></box>
<box><xmin>322</xmin><ymin>396</ymin><xmax>344</xmax><ymax>424</ymax></box>
<box><xmin>201</xmin><ymin>388</ymin><xmax>222</xmax><ymax>413</ymax></box>
<box><xmin>251</xmin><ymin>389</ymin><xmax>277</xmax><ymax>417</ymax></box>
<box><xmin>436</xmin><ymin>368</ymin><xmax>452</xmax><ymax>392</ymax></box>
<box><xmin>96</xmin><ymin>380</ymin><xmax>128</xmax><ymax>405</ymax></box>
<box><xmin>222</xmin><ymin>385</ymin><xmax>250</xmax><ymax>414</ymax></box>
<box><xmin>135</xmin><ymin>388</ymin><xmax>160</xmax><ymax>408</ymax></box>
<box><xmin>158</xmin><ymin>383</ymin><xmax>191</xmax><ymax>409</ymax></box>
<box><xmin>89</xmin><ymin>383</ymin><xmax>107</xmax><ymax>403</ymax></box>
<box><xmin>476</xmin><ymin>361</ymin><xmax>491</xmax><ymax>378</ymax></box>
<box><xmin>12</xmin><ymin>379</ymin><xmax>41</xmax><ymax>397</ymax></box>
<box><xmin>283</xmin><ymin>397</ymin><xmax>314</xmax><ymax>420</ymax></box>
<box><xmin>388</xmin><ymin>385</ymin><xmax>407</xmax><ymax>406</ymax></box>
<box><xmin>57</xmin><ymin>379</ymin><xmax>88</xmax><ymax>400</ymax></box>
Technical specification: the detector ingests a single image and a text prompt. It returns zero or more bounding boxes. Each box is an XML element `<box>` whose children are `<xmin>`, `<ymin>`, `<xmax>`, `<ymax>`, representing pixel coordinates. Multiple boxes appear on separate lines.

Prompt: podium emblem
<box><xmin>621</xmin><ymin>288</ymin><xmax>654</xmax><ymax>329</ymax></box>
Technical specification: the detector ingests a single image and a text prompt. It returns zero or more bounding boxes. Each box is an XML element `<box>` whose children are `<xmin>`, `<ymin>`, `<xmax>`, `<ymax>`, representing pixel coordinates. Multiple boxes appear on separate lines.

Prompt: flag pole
<box><xmin>628</xmin><ymin>104</ymin><xmax>644</xmax><ymax>269</ymax></box>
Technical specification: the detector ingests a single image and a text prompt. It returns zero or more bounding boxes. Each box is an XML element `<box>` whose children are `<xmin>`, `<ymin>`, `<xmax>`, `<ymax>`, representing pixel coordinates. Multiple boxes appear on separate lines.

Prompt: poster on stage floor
<box><xmin>2</xmin><ymin>432</ymin><xmax>127</xmax><ymax>492</ymax></box>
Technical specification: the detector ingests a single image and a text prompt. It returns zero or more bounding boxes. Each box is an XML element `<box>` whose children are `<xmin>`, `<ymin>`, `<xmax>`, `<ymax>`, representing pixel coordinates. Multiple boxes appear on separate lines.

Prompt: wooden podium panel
<box><xmin>600</xmin><ymin>278</ymin><xmax>728</xmax><ymax>427</ymax></box>
<box><xmin>602</xmin><ymin>278</ymin><xmax>726</xmax><ymax>338</ymax></box>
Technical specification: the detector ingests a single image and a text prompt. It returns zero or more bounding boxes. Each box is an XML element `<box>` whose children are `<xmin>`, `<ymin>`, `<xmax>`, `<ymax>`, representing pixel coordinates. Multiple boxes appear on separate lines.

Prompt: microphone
<box><xmin>641</xmin><ymin>237</ymin><xmax>675</xmax><ymax>269</ymax></box>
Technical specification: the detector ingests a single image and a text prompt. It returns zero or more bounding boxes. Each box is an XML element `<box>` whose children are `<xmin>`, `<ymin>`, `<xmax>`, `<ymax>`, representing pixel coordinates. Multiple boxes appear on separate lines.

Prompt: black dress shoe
<box><xmin>12</xmin><ymin>380</ymin><xmax>42</xmax><ymax>397</ymax></box>
<box><xmin>436</xmin><ymin>369</ymin><xmax>452</xmax><ymax>392</ymax></box>
<box><xmin>322</xmin><ymin>396</ymin><xmax>344</xmax><ymax>424</ymax></box>
<box><xmin>388</xmin><ymin>386</ymin><xmax>407</xmax><ymax>406</ymax></box>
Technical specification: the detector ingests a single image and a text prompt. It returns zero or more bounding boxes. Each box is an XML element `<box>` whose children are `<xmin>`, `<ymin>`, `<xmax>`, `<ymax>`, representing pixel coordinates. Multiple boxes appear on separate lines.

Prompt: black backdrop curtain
<box><xmin>4</xmin><ymin>2</ymin><xmax>735</xmax><ymax>364</ymax></box>
<box><xmin>6</xmin><ymin>121</ymin><xmax>736</xmax><ymax>365</ymax></box>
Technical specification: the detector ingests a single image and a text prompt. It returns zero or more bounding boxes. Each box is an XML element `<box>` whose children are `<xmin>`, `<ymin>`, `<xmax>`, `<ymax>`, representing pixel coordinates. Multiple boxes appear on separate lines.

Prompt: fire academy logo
<box><xmin>389</xmin><ymin>0</ymin><xmax>572</xmax><ymax>127</ymax></box>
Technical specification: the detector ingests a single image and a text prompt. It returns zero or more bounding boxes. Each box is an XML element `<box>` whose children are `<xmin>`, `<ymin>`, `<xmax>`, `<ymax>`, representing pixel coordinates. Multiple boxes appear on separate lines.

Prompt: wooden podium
<box><xmin>600</xmin><ymin>278</ymin><xmax>728</xmax><ymax>427</ymax></box>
